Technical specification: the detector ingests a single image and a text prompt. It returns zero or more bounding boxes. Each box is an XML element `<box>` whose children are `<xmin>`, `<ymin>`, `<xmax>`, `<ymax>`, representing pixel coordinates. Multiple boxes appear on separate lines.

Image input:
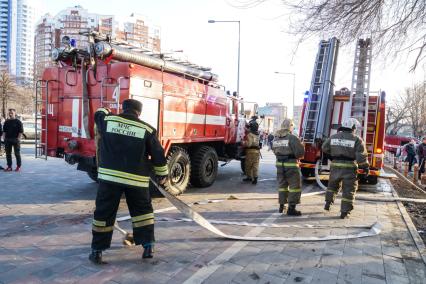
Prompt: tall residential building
<box><xmin>0</xmin><ymin>0</ymin><xmax>10</xmax><ymax>71</ymax></box>
<box><xmin>1</xmin><ymin>0</ymin><xmax>38</xmax><ymax>84</ymax></box>
<box><xmin>34</xmin><ymin>6</ymin><xmax>161</xmax><ymax>81</ymax></box>
<box><xmin>118</xmin><ymin>13</ymin><xmax>161</xmax><ymax>52</ymax></box>
<box><xmin>34</xmin><ymin>6</ymin><xmax>115</xmax><ymax>80</ymax></box>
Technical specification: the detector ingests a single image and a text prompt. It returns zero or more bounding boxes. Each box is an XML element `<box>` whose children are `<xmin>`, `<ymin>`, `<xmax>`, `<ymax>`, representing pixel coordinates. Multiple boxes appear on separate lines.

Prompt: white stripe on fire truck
<box><xmin>72</xmin><ymin>99</ymin><xmax>79</xmax><ymax>138</ymax></box>
<box><xmin>163</xmin><ymin>111</ymin><xmax>226</xmax><ymax>126</ymax></box>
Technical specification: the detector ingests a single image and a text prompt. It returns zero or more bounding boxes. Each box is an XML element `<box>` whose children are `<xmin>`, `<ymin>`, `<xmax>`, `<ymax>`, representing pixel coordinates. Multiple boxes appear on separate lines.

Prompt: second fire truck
<box><xmin>299</xmin><ymin>38</ymin><xmax>386</xmax><ymax>185</ymax></box>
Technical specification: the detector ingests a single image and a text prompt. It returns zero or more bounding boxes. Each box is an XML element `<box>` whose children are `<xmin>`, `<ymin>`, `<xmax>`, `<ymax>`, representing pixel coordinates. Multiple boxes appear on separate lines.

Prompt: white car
<box><xmin>22</xmin><ymin>121</ymin><xmax>40</xmax><ymax>140</ymax></box>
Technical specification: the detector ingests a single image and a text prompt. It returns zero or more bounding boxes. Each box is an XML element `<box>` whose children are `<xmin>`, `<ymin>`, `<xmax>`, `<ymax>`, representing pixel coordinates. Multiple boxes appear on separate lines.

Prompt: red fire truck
<box><xmin>36</xmin><ymin>33</ymin><xmax>257</xmax><ymax>195</ymax></box>
<box><xmin>299</xmin><ymin>38</ymin><xmax>386</xmax><ymax>185</ymax></box>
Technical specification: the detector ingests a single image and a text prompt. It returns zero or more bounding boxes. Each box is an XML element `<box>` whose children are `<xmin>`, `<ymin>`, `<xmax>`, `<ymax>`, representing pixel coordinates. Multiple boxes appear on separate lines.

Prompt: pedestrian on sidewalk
<box><xmin>404</xmin><ymin>139</ymin><xmax>417</xmax><ymax>172</ymax></box>
<box><xmin>2</xmin><ymin>109</ymin><xmax>23</xmax><ymax>172</ymax></box>
<box><xmin>89</xmin><ymin>99</ymin><xmax>169</xmax><ymax>264</ymax></box>
<box><xmin>322</xmin><ymin>118</ymin><xmax>369</xmax><ymax>219</ymax></box>
<box><xmin>267</xmin><ymin>132</ymin><xmax>274</xmax><ymax>151</ymax></box>
<box><xmin>417</xmin><ymin>137</ymin><xmax>426</xmax><ymax>180</ymax></box>
<box><xmin>272</xmin><ymin>118</ymin><xmax>305</xmax><ymax>216</ymax></box>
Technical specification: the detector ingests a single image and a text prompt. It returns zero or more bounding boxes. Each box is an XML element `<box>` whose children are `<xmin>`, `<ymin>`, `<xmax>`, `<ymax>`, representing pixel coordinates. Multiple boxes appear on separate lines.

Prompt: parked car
<box><xmin>22</xmin><ymin>121</ymin><xmax>40</xmax><ymax>140</ymax></box>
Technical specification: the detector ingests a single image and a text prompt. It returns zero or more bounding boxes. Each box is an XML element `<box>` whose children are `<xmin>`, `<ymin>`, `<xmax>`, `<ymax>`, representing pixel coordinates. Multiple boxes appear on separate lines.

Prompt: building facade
<box><xmin>119</xmin><ymin>13</ymin><xmax>161</xmax><ymax>52</ymax></box>
<box><xmin>1</xmin><ymin>0</ymin><xmax>38</xmax><ymax>84</ymax></box>
<box><xmin>34</xmin><ymin>6</ymin><xmax>161</xmax><ymax>81</ymax></box>
<box><xmin>293</xmin><ymin>105</ymin><xmax>303</xmax><ymax>134</ymax></box>
<box><xmin>257</xmin><ymin>103</ymin><xmax>288</xmax><ymax>132</ymax></box>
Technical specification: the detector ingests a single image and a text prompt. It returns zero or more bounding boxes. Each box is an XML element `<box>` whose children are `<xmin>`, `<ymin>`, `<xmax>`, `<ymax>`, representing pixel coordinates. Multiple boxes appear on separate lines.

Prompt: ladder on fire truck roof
<box><xmin>301</xmin><ymin>37</ymin><xmax>339</xmax><ymax>143</ymax></box>
<box><xmin>350</xmin><ymin>38</ymin><xmax>372</xmax><ymax>145</ymax></box>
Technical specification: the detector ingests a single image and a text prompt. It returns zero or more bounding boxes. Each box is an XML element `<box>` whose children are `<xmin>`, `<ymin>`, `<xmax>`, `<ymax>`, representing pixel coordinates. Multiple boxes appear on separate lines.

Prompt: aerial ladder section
<box><xmin>301</xmin><ymin>37</ymin><xmax>339</xmax><ymax>143</ymax></box>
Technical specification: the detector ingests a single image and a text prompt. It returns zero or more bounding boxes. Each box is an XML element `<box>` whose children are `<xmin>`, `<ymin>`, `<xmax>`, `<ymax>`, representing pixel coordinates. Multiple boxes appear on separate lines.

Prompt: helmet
<box><xmin>281</xmin><ymin>118</ymin><xmax>294</xmax><ymax>130</ymax></box>
<box><xmin>341</xmin><ymin>118</ymin><xmax>361</xmax><ymax>130</ymax></box>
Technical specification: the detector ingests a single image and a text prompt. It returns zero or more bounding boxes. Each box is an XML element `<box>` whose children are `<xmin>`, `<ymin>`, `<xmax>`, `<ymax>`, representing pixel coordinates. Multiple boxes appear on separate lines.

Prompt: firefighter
<box><xmin>272</xmin><ymin>119</ymin><xmax>305</xmax><ymax>215</ymax></box>
<box><xmin>243</xmin><ymin>118</ymin><xmax>260</xmax><ymax>184</ymax></box>
<box><xmin>322</xmin><ymin>117</ymin><xmax>369</xmax><ymax>219</ymax></box>
<box><xmin>89</xmin><ymin>99</ymin><xmax>169</xmax><ymax>264</ymax></box>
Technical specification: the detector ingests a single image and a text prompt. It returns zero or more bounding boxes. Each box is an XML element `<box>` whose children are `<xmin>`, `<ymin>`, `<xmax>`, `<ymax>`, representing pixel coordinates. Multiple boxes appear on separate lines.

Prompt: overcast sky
<box><xmin>40</xmin><ymin>0</ymin><xmax>426</xmax><ymax>116</ymax></box>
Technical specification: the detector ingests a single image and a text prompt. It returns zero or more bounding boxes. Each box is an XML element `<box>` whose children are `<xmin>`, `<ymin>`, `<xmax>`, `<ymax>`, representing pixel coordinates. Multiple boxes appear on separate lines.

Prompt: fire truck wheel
<box><xmin>190</xmin><ymin>146</ymin><xmax>218</xmax><ymax>187</ymax></box>
<box><xmin>165</xmin><ymin>147</ymin><xmax>191</xmax><ymax>195</ymax></box>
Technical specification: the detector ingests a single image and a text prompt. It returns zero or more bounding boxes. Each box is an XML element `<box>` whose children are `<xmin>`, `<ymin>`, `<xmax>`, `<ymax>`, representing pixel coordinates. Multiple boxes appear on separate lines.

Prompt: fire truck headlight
<box><xmin>376</xmin><ymin>148</ymin><xmax>382</xmax><ymax>154</ymax></box>
<box><xmin>67</xmin><ymin>139</ymin><xmax>79</xmax><ymax>150</ymax></box>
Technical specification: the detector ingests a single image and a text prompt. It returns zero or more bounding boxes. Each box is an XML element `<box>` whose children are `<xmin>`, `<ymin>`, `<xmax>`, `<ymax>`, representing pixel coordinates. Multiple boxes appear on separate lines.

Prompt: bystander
<box><xmin>2</xmin><ymin>109</ymin><xmax>23</xmax><ymax>172</ymax></box>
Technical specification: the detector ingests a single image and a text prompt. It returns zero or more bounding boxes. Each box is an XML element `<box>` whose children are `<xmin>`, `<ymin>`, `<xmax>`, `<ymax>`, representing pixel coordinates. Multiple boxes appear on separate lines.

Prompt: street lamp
<box><xmin>275</xmin><ymin>71</ymin><xmax>296</xmax><ymax>119</ymax></box>
<box><xmin>208</xmin><ymin>20</ymin><xmax>240</xmax><ymax>96</ymax></box>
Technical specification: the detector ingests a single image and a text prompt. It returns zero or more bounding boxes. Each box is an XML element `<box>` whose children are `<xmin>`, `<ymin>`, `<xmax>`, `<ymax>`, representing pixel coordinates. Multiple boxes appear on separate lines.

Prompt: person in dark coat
<box><xmin>404</xmin><ymin>140</ymin><xmax>417</xmax><ymax>172</ymax></box>
<box><xmin>417</xmin><ymin>137</ymin><xmax>426</xmax><ymax>179</ymax></box>
<box><xmin>2</xmin><ymin>109</ymin><xmax>23</xmax><ymax>171</ymax></box>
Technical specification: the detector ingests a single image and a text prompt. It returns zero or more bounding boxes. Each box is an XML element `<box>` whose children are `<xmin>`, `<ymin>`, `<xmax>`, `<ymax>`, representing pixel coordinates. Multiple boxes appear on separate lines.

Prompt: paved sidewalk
<box><xmin>0</xmin><ymin>149</ymin><xmax>425</xmax><ymax>283</ymax></box>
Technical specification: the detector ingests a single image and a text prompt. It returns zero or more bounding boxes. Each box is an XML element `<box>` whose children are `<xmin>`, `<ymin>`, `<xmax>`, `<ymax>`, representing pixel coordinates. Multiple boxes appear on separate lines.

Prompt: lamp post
<box><xmin>275</xmin><ymin>71</ymin><xmax>296</xmax><ymax>118</ymax></box>
<box><xmin>208</xmin><ymin>20</ymin><xmax>240</xmax><ymax>96</ymax></box>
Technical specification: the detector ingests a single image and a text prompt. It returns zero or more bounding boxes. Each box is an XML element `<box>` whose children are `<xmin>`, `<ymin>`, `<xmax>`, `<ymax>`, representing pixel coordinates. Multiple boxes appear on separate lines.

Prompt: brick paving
<box><xmin>0</xmin><ymin>147</ymin><xmax>425</xmax><ymax>283</ymax></box>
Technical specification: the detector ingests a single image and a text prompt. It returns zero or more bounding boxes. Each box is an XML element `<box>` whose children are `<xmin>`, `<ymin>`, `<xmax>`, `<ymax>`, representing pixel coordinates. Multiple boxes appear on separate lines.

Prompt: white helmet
<box><xmin>281</xmin><ymin>118</ymin><xmax>294</xmax><ymax>130</ymax></box>
<box><xmin>341</xmin><ymin>117</ymin><xmax>361</xmax><ymax>130</ymax></box>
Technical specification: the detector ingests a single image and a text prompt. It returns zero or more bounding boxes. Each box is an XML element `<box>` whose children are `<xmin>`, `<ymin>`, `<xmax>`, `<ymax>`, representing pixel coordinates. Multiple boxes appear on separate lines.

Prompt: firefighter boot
<box><xmin>252</xmin><ymin>177</ymin><xmax>258</xmax><ymax>185</ymax></box>
<box><xmin>324</xmin><ymin>201</ymin><xmax>332</xmax><ymax>211</ymax></box>
<box><xmin>287</xmin><ymin>204</ymin><xmax>302</xmax><ymax>216</ymax></box>
<box><xmin>242</xmin><ymin>177</ymin><xmax>252</xmax><ymax>182</ymax></box>
<box><xmin>340</xmin><ymin>211</ymin><xmax>350</xmax><ymax>219</ymax></box>
<box><xmin>89</xmin><ymin>250</ymin><xmax>106</xmax><ymax>265</ymax></box>
<box><xmin>278</xmin><ymin>204</ymin><xmax>285</xmax><ymax>213</ymax></box>
<box><xmin>142</xmin><ymin>244</ymin><xmax>154</xmax><ymax>259</ymax></box>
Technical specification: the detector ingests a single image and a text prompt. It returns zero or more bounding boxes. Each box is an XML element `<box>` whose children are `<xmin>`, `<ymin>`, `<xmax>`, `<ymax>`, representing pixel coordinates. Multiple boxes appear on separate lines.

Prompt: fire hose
<box><xmin>114</xmin><ymin>180</ymin><xmax>382</xmax><ymax>244</ymax></box>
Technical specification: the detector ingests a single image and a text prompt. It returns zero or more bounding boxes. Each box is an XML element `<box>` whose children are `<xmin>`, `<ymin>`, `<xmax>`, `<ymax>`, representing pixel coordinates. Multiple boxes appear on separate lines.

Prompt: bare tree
<box><xmin>386</xmin><ymin>96</ymin><xmax>410</xmax><ymax>135</ymax></box>
<box><xmin>231</xmin><ymin>0</ymin><xmax>426</xmax><ymax>70</ymax></box>
<box><xmin>0</xmin><ymin>71</ymin><xmax>16</xmax><ymax>119</ymax></box>
<box><xmin>10</xmin><ymin>86</ymin><xmax>35</xmax><ymax>115</ymax></box>
<box><xmin>403</xmin><ymin>83</ymin><xmax>426</xmax><ymax>137</ymax></box>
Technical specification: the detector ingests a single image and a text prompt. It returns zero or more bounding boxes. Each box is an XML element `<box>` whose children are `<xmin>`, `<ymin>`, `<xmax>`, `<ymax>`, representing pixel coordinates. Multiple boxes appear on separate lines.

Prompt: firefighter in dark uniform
<box><xmin>272</xmin><ymin>119</ymin><xmax>305</xmax><ymax>215</ymax></box>
<box><xmin>243</xmin><ymin>118</ymin><xmax>260</xmax><ymax>185</ymax></box>
<box><xmin>322</xmin><ymin>117</ymin><xmax>369</xmax><ymax>219</ymax></box>
<box><xmin>89</xmin><ymin>99</ymin><xmax>169</xmax><ymax>264</ymax></box>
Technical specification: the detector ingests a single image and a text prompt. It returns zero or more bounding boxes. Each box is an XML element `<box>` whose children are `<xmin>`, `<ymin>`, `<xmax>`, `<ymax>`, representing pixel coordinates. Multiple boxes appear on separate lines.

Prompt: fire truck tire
<box><xmin>190</xmin><ymin>146</ymin><xmax>219</xmax><ymax>187</ymax></box>
<box><xmin>165</xmin><ymin>147</ymin><xmax>191</xmax><ymax>196</ymax></box>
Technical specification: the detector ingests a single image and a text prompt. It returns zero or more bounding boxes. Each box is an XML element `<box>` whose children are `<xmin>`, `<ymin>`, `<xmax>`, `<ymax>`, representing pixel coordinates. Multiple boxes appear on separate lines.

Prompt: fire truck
<box><xmin>299</xmin><ymin>38</ymin><xmax>386</xmax><ymax>185</ymax></box>
<box><xmin>35</xmin><ymin>33</ymin><xmax>257</xmax><ymax>195</ymax></box>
